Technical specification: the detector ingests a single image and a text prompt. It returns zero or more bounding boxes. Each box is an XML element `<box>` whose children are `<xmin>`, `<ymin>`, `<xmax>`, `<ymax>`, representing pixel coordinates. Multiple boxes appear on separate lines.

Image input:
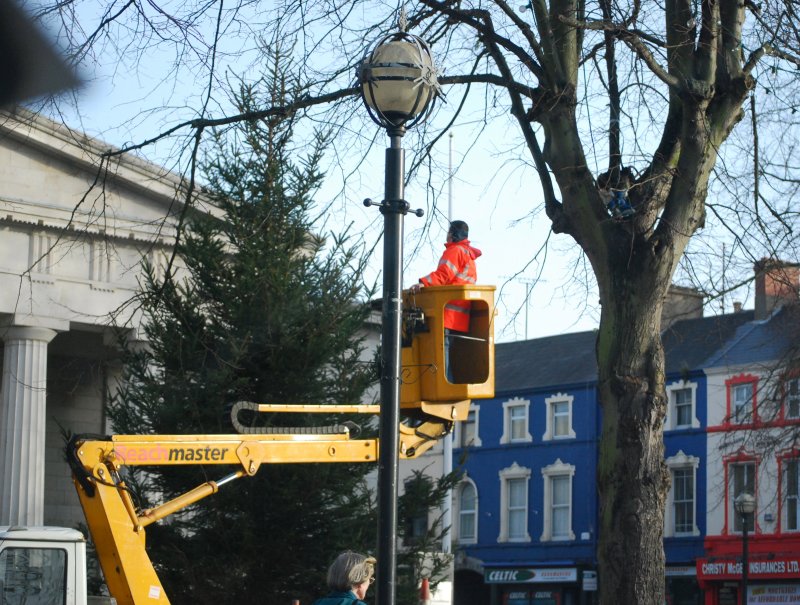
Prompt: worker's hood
<box><xmin>445</xmin><ymin>239</ymin><xmax>482</xmax><ymax>260</ymax></box>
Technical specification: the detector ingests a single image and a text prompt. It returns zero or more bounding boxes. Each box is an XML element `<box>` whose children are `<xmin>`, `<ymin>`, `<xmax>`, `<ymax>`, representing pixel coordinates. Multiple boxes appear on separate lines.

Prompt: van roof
<box><xmin>0</xmin><ymin>526</ymin><xmax>85</xmax><ymax>543</ymax></box>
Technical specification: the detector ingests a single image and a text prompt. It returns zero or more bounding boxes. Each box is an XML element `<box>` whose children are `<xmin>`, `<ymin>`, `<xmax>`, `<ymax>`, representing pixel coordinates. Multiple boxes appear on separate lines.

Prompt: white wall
<box><xmin>705</xmin><ymin>363</ymin><xmax>788</xmax><ymax>537</ymax></box>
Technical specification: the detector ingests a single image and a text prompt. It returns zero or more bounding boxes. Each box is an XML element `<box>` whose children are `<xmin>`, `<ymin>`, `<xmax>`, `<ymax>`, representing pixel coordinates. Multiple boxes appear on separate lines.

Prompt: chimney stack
<box><xmin>733</xmin><ymin>301</ymin><xmax>742</xmax><ymax>313</ymax></box>
<box><xmin>661</xmin><ymin>285</ymin><xmax>704</xmax><ymax>330</ymax></box>
<box><xmin>754</xmin><ymin>258</ymin><xmax>800</xmax><ymax>320</ymax></box>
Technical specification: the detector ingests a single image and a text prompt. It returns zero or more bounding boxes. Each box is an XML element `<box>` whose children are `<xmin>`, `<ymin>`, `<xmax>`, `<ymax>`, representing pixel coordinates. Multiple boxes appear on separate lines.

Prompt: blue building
<box><xmin>451</xmin><ymin>329</ymin><xmax>599</xmax><ymax>605</ymax></box>
<box><xmin>450</xmin><ymin>288</ymin><xmax>758</xmax><ymax>605</ymax></box>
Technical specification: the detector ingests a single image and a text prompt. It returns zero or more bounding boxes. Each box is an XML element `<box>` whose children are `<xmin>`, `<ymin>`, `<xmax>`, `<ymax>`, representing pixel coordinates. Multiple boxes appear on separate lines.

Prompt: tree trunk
<box><xmin>595</xmin><ymin>256</ymin><xmax>671</xmax><ymax>604</ymax></box>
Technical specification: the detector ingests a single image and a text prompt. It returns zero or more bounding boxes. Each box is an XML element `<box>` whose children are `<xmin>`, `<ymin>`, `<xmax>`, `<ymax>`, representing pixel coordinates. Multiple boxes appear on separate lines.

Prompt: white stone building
<box><xmin>0</xmin><ymin>108</ymin><xmax>189</xmax><ymax>528</ymax></box>
<box><xmin>700</xmin><ymin>262</ymin><xmax>800</xmax><ymax>604</ymax></box>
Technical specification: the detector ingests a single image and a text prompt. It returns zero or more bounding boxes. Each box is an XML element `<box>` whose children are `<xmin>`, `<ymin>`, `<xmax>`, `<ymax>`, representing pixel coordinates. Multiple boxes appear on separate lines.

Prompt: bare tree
<box><xmin>25</xmin><ymin>1</ymin><xmax>800</xmax><ymax>603</ymax></box>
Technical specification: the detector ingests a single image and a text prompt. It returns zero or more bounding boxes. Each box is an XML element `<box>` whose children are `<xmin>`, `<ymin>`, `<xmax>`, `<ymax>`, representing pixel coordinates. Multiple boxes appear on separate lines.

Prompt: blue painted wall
<box><xmin>663</xmin><ymin>369</ymin><xmax>708</xmax><ymax>565</ymax></box>
<box><xmin>455</xmin><ymin>381</ymin><xmax>599</xmax><ymax>568</ymax></box>
<box><xmin>454</xmin><ymin>370</ymin><xmax>707</xmax><ymax>572</ymax></box>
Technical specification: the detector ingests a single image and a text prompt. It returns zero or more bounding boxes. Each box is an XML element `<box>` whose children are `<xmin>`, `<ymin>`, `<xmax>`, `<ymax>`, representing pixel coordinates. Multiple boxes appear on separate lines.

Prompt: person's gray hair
<box><xmin>326</xmin><ymin>551</ymin><xmax>376</xmax><ymax>591</ymax></box>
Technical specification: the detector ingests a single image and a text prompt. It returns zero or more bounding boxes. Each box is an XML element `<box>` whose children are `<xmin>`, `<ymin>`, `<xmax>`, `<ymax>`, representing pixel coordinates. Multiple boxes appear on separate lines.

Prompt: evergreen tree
<box><xmin>109</xmin><ymin>64</ymin><xmax>377</xmax><ymax>605</ymax></box>
<box><xmin>396</xmin><ymin>469</ymin><xmax>462</xmax><ymax>605</ymax></box>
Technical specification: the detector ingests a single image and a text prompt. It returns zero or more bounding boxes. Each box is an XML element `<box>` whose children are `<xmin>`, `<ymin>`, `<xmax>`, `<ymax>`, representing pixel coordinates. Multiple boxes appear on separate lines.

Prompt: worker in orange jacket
<box><xmin>409</xmin><ymin>220</ymin><xmax>481</xmax><ymax>381</ymax></box>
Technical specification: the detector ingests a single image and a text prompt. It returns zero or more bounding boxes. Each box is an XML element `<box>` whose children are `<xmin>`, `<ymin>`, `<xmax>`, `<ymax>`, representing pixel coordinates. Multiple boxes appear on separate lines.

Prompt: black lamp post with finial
<box><xmin>357</xmin><ymin>10</ymin><xmax>439</xmax><ymax>605</ymax></box>
<box><xmin>735</xmin><ymin>492</ymin><xmax>756</xmax><ymax>605</ymax></box>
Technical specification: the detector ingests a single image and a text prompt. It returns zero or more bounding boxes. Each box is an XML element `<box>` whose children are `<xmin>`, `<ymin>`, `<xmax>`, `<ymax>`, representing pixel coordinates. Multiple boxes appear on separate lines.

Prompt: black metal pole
<box><xmin>742</xmin><ymin>512</ymin><xmax>749</xmax><ymax>605</ymax></box>
<box><xmin>376</xmin><ymin>125</ymin><xmax>406</xmax><ymax>605</ymax></box>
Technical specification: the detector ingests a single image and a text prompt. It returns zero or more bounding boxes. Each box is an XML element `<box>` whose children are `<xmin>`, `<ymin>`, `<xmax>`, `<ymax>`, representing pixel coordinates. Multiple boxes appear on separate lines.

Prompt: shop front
<box><xmin>484</xmin><ymin>566</ymin><xmax>595</xmax><ymax>605</ymax></box>
<box><xmin>697</xmin><ymin>555</ymin><xmax>800</xmax><ymax>605</ymax></box>
<box><xmin>666</xmin><ymin>565</ymin><xmax>703</xmax><ymax>605</ymax></box>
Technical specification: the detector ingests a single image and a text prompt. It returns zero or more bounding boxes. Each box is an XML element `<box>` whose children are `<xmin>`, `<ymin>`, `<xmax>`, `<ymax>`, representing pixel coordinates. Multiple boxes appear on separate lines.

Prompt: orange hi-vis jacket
<box><xmin>419</xmin><ymin>239</ymin><xmax>482</xmax><ymax>332</ymax></box>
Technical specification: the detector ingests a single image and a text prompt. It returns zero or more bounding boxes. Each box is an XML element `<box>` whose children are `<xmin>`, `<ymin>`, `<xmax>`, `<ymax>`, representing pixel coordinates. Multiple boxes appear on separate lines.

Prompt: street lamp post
<box><xmin>357</xmin><ymin>16</ymin><xmax>438</xmax><ymax>605</ymax></box>
<box><xmin>735</xmin><ymin>492</ymin><xmax>756</xmax><ymax>605</ymax></box>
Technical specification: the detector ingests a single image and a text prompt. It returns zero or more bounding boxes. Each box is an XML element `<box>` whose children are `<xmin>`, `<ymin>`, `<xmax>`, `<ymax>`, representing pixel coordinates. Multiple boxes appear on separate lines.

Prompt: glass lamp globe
<box><xmin>735</xmin><ymin>492</ymin><xmax>756</xmax><ymax>515</ymax></box>
<box><xmin>358</xmin><ymin>31</ymin><xmax>439</xmax><ymax>129</ymax></box>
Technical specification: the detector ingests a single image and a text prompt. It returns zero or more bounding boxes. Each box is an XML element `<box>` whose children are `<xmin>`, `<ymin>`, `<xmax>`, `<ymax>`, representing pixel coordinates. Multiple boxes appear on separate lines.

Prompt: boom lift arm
<box><xmin>66</xmin><ymin>285</ymin><xmax>494</xmax><ymax>605</ymax></box>
<box><xmin>66</xmin><ymin>400</ymin><xmax>468</xmax><ymax>605</ymax></box>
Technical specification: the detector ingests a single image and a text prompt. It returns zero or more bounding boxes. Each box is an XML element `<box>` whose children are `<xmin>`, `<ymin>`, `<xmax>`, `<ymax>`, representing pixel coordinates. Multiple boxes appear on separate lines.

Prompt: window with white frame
<box><xmin>729</xmin><ymin>461</ymin><xmax>756</xmax><ymax>532</ymax></box>
<box><xmin>456</xmin><ymin>405</ymin><xmax>482</xmax><ymax>448</ymax></box>
<box><xmin>457</xmin><ymin>480</ymin><xmax>478</xmax><ymax>543</ymax></box>
<box><xmin>726</xmin><ymin>375</ymin><xmax>758</xmax><ymax>425</ymax></box>
<box><xmin>508</xmin><ymin>480</ymin><xmax>527</xmax><ymax>539</ymax></box>
<box><xmin>673</xmin><ymin>469</ymin><xmax>694</xmax><ymax>532</ymax></box>
<box><xmin>540</xmin><ymin>459</ymin><xmax>575</xmax><ymax>542</ymax></box>
<box><xmin>665</xmin><ymin>381</ymin><xmax>699</xmax><ymax>430</ymax></box>
<box><xmin>786</xmin><ymin>379</ymin><xmax>800</xmax><ymax>420</ymax></box>
<box><xmin>500</xmin><ymin>397</ymin><xmax>532</xmax><ymax>444</ymax></box>
<box><xmin>785</xmin><ymin>458</ymin><xmax>799</xmax><ymax>532</ymax></box>
<box><xmin>665</xmin><ymin>451</ymin><xmax>699</xmax><ymax>537</ymax></box>
<box><xmin>498</xmin><ymin>463</ymin><xmax>531</xmax><ymax>542</ymax></box>
<box><xmin>733</xmin><ymin>383</ymin><xmax>753</xmax><ymax>423</ymax></box>
<box><xmin>542</xmin><ymin>394</ymin><xmax>576</xmax><ymax>441</ymax></box>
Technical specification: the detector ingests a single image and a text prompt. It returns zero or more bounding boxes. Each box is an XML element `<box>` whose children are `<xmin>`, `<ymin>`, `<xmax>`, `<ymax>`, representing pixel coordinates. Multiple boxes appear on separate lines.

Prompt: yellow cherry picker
<box><xmin>0</xmin><ymin>285</ymin><xmax>494</xmax><ymax>605</ymax></box>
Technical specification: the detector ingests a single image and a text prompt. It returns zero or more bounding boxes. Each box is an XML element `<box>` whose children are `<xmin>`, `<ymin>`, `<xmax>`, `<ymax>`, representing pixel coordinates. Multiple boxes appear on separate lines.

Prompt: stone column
<box><xmin>0</xmin><ymin>326</ymin><xmax>57</xmax><ymax>525</ymax></box>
